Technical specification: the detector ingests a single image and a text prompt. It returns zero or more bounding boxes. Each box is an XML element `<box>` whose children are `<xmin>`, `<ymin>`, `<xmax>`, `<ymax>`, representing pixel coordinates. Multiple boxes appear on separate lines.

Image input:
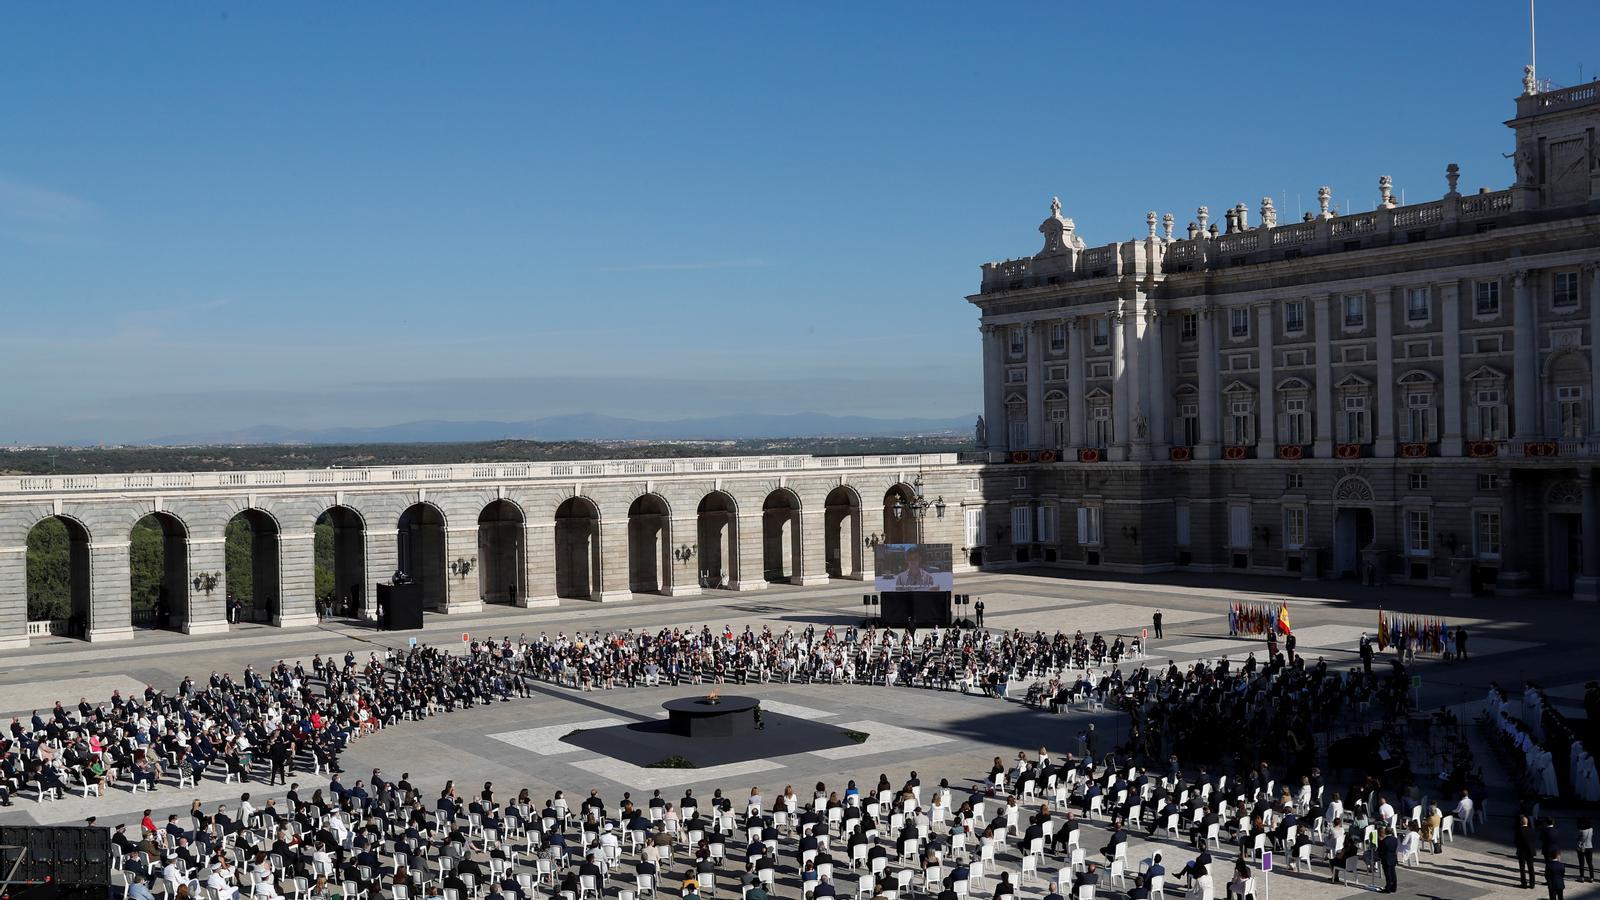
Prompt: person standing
<box><xmin>1576</xmin><ymin>817</ymin><xmax>1593</xmax><ymax>882</ymax></box>
<box><xmin>1455</xmin><ymin>626</ymin><xmax>1469</xmax><ymax>661</ymax></box>
<box><xmin>1516</xmin><ymin>815</ymin><xmax>1539</xmax><ymax>888</ymax></box>
<box><xmin>1152</xmin><ymin>610</ymin><xmax>1163</xmax><ymax>639</ymax></box>
<box><xmin>974</xmin><ymin>598</ymin><xmax>985</xmax><ymax>628</ymax></box>
<box><xmin>1546</xmin><ymin>853</ymin><xmax>1567</xmax><ymax>900</ymax></box>
<box><xmin>1377</xmin><ymin>825</ymin><xmax>1399</xmax><ymax>893</ymax></box>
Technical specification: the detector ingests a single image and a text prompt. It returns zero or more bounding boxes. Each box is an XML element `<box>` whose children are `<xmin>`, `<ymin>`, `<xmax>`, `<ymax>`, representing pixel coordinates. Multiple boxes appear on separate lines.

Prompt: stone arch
<box><xmin>130</xmin><ymin>510</ymin><xmax>191</xmax><ymax>632</ymax></box>
<box><xmin>824</xmin><ymin>485</ymin><xmax>863</xmax><ymax>579</ymax></box>
<box><xmin>226</xmin><ymin>507</ymin><xmax>281</xmax><ymax>625</ymax></box>
<box><xmin>315</xmin><ymin>504</ymin><xmax>367</xmax><ymax>618</ymax></box>
<box><xmin>1331</xmin><ymin>476</ymin><xmax>1375</xmax><ymax>503</ymax></box>
<box><xmin>555</xmin><ymin>495</ymin><xmax>601</xmax><ymax>601</ymax></box>
<box><xmin>627</xmin><ymin>492</ymin><xmax>672</xmax><ymax>595</ymax></box>
<box><xmin>762</xmin><ymin>488</ymin><xmax>803</xmax><ymax>584</ymax></box>
<box><xmin>397</xmin><ymin>502</ymin><xmax>448</xmax><ymax>612</ymax></box>
<box><xmin>24</xmin><ymin>513</ymin><xmax>94</xmax><ymax>640</ymax></box>
<box><xmin>882</xmin><ymin>482</ymin><xmax>923</xmax><ymax>545</ymax></box>
<box><xmin>696</xmin><ymin>490</ymin><xmax>739</xmax><ymax>590</ymax></box>
<box><xmin>477</xmin><ymin>499</ymin><xmax>525</xmax><ymax>605</ymax></box>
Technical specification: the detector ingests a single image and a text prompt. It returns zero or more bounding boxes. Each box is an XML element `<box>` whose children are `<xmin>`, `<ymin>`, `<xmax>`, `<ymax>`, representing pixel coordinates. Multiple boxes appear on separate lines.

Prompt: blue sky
<box><xmin>1</xmin><ymin>1</ymin><xmax>1591</xmax><ymax>443</ymax></box>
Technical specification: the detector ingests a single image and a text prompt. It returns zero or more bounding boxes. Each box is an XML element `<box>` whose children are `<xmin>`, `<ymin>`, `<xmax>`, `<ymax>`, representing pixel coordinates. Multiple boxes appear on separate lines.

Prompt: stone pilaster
<box><xmin>1440</xmin><ymin>280</ymin><xmax>1464</xmax><ymax>456</ymax></box>
<box><xmin>981</xmin><ymin>325</ymin><xmax>1006</xmax><ymax>453</ymax></box>
<box><xmin>1312</xmin><ymin>294</ymin><xmax>1334</xmax><ymax>458</ymax></box>
<box><xmin>1374</xmin><ymin>288</ymin><xmax>1397</xmax><ymax>457</ymax></box>
<box><xmin>521</xmin><ymin>520</ymin><xmax>559</xmax><ymax>607</ymax></box>
<box><xmin>1066</xmin><ymin>318</ymin><xmax>1087</xmax><ymax>452</ymax></box>
<box><xmin>184</xmin><ymin>536</ymin><xmax>229</xmax><ymax>634</ymax></box>
<box><xmin>1109</xmin><ymin>307</ymin><xmax>1129</xmax><ymax>461</ymax></box>
<box><xmin>1145</xmin><ymin>307</ymin><xmax>1168</xmax><ymax>451</ymax></box>
<box><xmin>597</xmin><ymin>520</ymin><xmax>632</xmax><ymax>601</ymax></box>
<box><xmin>363</xmin><ymin>528</ymin><xmax>399</xmax><ymax>620</ymax></box>
<box><xmin>1512</xmin><ymin>271</ymin><xmax>1539</xmax><ymax>439</ymax></box>
<box><xmin>1196</xmin><ymin>305</ymin><xmax>1220</xmax><ymax>457</ymax></box>
<box><xmin>795</xmin><ymin>506</ymin><xmax>830</xmax><ymax>586</ymax></box>
<box><xmin>1256</xmin><ymin>302</ymin><xmax>1276</xmax><ymax>459</ymax></box>
<box><xmin>733</xmin><ymin>513</ymin><xmax>768</xmax><ymax>591</ymax></box>
<box><xmin>88</xmin><ymin>540</ymin><xmax>134</xmax><ymax>642</ymax></box>
<box><xmin>1025</xmin><ymin>323</ymin><xmax>1046</xmax><ymax>449</ymax></box>
<box><xmin>0</xmin><ymin>546</ymin><xmax>27</xmax><ymax>649</ymax></box>
<box><xmin>443</xmin><ymin>526</ymin><xmax>483</xmax><ymax>613</ymax></box>
<box><xmin>1125</xmin><ymin>301</ymin><xmax>1149</xmax><ymax>460</ymax></box>
<box><xmin>276</xmin><ymin>531</ymin><xmax>319</xmax><ymax>626</ymax></box>
<box><xmin>665</xmin><ymin>516</ymin><xmax>703</xmax><ymax>596</ymax></box>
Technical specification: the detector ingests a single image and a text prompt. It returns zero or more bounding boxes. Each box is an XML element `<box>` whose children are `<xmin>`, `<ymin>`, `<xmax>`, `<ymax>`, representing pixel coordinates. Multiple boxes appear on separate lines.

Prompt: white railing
<box><xmin>1391</xmin><ymin>202</ymin><xmax>1443</xmax><ymax>228</ymax></box>
<box><xmin>27</xmin><ymin>619</ymin><xmax>69</xmax><ymax>637</ymax></box>
<box><xmin>0</xmin><ymin>452</ymin><xmax>963</xmax><ymax>496</ymax></box>
<box><xmin>1270</xmin><ymin>221</ymin><xmax>1318</xmax><ymax>247</ymax></box>
<box><xmin>1459</xmin><ymin>190</ymin><xmax>1513</xmax><ymax>219</ymax></box>
<box><xmin>1215</xmin><ymin>231</ymin><xmax>1260</xmax><ymax>254</ymax></box>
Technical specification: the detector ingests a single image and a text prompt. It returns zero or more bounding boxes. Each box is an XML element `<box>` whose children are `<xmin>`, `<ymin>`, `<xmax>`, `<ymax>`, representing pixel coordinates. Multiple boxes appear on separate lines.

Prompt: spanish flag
<box><xmin>1377</xmin><ymin>608</ymin><xmax>1389</xmax><ymax>651</ymax></box>
<box><xmin>1276</xmin><ymin>601</ymin><xmax>1292</xmax><ymax>635</ymax></box>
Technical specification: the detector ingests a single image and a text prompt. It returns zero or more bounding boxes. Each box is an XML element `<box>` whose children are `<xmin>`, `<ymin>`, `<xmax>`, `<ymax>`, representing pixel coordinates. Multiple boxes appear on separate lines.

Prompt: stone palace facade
<box><xmin>3</xmin><ymin>77</ymin><xmax>1598</xmax><ymax>648</ymax></box>
<box><xmin>971</xmin><ymin>77</ymin><xmax>1600</xmax><ymax>599</ymax></box>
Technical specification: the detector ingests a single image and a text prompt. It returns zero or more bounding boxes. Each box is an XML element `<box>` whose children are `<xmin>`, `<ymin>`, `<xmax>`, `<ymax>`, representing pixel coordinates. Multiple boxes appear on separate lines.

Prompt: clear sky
<box><xmin>2</xmin><ymin>1</ymin><xmax>1592</xmax><ymax>443</ymax></box>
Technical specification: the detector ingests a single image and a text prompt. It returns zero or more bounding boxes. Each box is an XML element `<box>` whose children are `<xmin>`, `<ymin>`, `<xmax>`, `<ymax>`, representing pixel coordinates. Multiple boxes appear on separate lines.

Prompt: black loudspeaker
<box><xmin>0</xmin><ymin>825</ymin><xmax>109</xmax><ymax>886</ymax></box>
<box><xmin>378</xmin><ymin>581</ymin><xmax>423</xmax><ymax>631</ymax></box>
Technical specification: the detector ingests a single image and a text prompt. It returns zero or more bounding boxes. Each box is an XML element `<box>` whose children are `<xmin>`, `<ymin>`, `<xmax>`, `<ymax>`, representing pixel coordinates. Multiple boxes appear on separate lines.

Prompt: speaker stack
<box><xmin>0</xmin><ymin>825</ymin><xmax>110</xmax><ymax>899</ymax></box>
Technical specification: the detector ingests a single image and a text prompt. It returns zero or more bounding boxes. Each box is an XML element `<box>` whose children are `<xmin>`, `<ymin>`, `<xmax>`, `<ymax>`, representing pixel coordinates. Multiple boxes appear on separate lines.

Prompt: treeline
<box><xmin>0</xmin><ymin>436</ymin><xmax>971</xmax><ymax>476</ymax></box>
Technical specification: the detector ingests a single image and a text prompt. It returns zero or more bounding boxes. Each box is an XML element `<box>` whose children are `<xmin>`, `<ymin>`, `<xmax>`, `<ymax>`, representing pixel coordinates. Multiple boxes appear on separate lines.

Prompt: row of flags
<box><xmin>1377</xmin><ymin>609</ymin><xmax>1450</xmax><ymax>653</ymax></box>
<box><xmin>1229</xmin><ymin>601</ymin><xmax>1292</xmax><ymax>636</ymax></box>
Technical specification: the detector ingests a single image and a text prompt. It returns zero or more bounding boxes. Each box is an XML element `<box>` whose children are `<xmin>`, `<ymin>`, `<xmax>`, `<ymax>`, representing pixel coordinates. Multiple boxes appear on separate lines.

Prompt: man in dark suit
<box><xmin>1547</xmin><ymin>853</ymin><xmax>1567</xmax><ymax>900</ymax></box>
<box><xmin>814</xmin><ymin>875</ymin><xmax>837</xmax><ymax>898</ymax></box>
<box><xmin>1517</xmin><ymin>815</ymin><xmax>1540</xmax><ymax>888</ymax></box>
<box><xmin>1377</xmin><ymin>826</ymin><xmax>1399</xmax><ymax>893</ymax></box>
<box><xmin>1042</xmin><ymin>881</ymin><xmax>1064</xmax><ymax>900</ymax></box>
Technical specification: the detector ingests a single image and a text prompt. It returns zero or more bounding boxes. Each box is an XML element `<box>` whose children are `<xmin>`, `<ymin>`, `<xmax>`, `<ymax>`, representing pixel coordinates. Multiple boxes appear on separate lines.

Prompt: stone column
<box><xmin>734</xmin><ymin>513</ymin><xmax>768</xmax><ymax>591</ymax></box>
<box><xmin>275</xmin><ymin>531</ymin><xmax>318</xmax><ymax>626</ymax></box>
<box><xmin>0</xmin><ymin>547</ymin><xmax>28</xmax><ymax>649</ymax></box>
<box><xmin>1109</xmin><ymin>307</ymin><xmax>1130</xmax><ymax>461</ymax></box>
<box><xmin>185</xmin><ymin>535</ymin><xmax>229</xmax><ymax>634</ymax></box>
<box><xmin>1513</xmin><ymin>271</ymin><xmax>1539</xmax><ymax>439</ymax></box>
<box><xmin>667</xmin><ymin>516</ymin><xmax>704</xmax><ymax>595</ymax></box>
<box><xmin>444</xmin><ymin>526</ymin><xmax>483</xmax><ymax>613</ymax></box>
<box><xmin>1125</xmin><ymin>301</ymin><xmax>1149</xmax><ymax>460</ymax></box>
<box><xmin>1067</xmin><ymin>318</ymin><xmax>1087</xmax><ymax>452</ymax></box>
<box><xmin>597</xmin><ymin>520</ymin><xmax>632</xmax><ymax>601</ymax></box>
<box><xmin>1440</xmin><ymin>280</ymin><xmax>1464</xmax><ymax>456</ymax></box>
<box><xmin>88</xmin><ymin>539</ymin><xmax>134</xmax><ymax>642</ymax></box>
<box><xmin>522</xmin><ymin>519</ymin><xmax>559</xmax><ymax>607</ymax></box>
<box><xmin>1146</xmin><ymin>307</ymin><xmax>1168</xmax><ymax>451</ymax></box>
<box><xmin>1026</xmin><ymin>323</ymin><xmax>1046</xmax><ymax>448</ymax></box>
<box><xmin>1196</xmin><ymin>305</ymin><xmax>1220</xmax><ymax>458</ymax></box>
<box><xmin>1589</xmin><ymin>266</ymin><xmax>1600</xmax><ymax>437</ymax></box>
<box><xmin>1256</xmin><ymin>303</ymin><xmax>1277</xmax><ymax>458</ymax></box>
<box><xmin>1313</xmin><ymin>294</ymin><xmax>1334</xmax><ymax>458</ymax></box>
<box><xmin>1374</xmin><ymin>287</ymin><xmax>1397</xmax><ymax>457</ymax></box>
<box><xmin>795</xmin><ymin>505</ymin><xmax>830</xmax><ymax>586</ymax></box>
<box><xmin>1576</xmin><ymin>469</ymin><xmax>1600</xmax><ymax>600</ymax></box>
<box><xmin>981</xmin><ymin>325</ymin><xmax>1006</xmax><ymax>453</ymax></box>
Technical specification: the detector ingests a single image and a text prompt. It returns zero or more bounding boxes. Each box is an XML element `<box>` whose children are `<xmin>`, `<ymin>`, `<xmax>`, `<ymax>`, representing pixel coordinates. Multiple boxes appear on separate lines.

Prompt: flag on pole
<box><xmin>1377</xmin><ymin>608</ymin><xmax>1389</xmax><ymax>651</ymax></box>
<box><xmin>1276</xmin><ymin>601</ymin><xmax>1292</xmax><ymax>635</ymax></box>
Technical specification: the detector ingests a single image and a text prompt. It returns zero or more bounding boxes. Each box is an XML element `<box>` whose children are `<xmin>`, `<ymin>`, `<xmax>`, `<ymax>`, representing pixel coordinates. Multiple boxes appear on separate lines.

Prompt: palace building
<box><xmin>968</xmin><ymin>75</ymin><xmax>1600</xmax><ymax>599</ymax></box>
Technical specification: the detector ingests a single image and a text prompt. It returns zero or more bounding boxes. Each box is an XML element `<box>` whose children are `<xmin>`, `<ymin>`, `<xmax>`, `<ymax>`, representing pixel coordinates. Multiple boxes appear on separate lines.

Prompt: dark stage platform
<box><xmin>663</xmin><ymin>695</ymin><xmax>760</xmax><ymax>738</ymax></box>
<box><xmin>559</xmin><ymin>703</ymin><xmax>863</xmax><ymax>768</ymax></box>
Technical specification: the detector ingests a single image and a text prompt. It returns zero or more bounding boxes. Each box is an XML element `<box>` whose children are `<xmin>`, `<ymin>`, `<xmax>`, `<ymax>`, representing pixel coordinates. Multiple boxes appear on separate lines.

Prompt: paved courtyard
<box><xmin>3</xmin><ymin>568</ymin><xmax>1596</xmax><ymax>900</ymax></box>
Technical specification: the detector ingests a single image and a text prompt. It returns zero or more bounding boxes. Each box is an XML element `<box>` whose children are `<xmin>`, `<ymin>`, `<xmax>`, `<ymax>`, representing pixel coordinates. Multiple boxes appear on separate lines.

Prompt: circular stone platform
<box><xmin>662</xmin><ymin>695</ymin><xmax>760</xmax><ymax>738</ymax></box>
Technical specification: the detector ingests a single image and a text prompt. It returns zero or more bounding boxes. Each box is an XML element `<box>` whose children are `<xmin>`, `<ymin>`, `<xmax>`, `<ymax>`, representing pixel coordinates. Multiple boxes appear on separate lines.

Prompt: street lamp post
<box><xmin>890</xmin><ymin>474</ymin><xmax>946</xmax><ymax>543</ymax></box>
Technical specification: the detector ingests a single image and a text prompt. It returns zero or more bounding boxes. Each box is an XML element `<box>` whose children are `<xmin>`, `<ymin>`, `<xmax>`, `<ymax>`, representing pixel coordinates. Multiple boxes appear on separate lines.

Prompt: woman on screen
<box><xmin>893</xmin><ymin>545</ymin><xmax>939</xmax><ymax>590</ymax></box>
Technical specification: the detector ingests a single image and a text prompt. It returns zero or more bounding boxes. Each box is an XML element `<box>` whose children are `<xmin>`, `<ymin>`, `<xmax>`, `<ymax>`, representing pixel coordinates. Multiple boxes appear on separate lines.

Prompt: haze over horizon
<box><xmin>2</xmin><ymin>2</ymin><xmax>1591</xmax><ymax>444</ymax></box>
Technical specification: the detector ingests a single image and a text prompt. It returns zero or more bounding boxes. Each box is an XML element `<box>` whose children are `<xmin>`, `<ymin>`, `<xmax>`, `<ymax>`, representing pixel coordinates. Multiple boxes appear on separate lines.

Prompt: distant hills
<box><xmin>146</xmin><ymin>412</ymin><xmax>976</xmax><ymax>446</ymax></box>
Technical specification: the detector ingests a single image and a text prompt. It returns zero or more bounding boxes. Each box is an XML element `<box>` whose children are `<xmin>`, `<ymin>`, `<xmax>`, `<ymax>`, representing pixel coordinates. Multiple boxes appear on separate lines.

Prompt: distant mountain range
<box><xmin>145</xmin><ymin>412</ymin><xmax>976</xmax><ymax>445</ymax></box>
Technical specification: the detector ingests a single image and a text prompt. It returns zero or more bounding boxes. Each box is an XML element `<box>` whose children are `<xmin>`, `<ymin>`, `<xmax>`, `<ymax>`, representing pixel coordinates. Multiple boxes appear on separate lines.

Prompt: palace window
<box><xmin>1229</xmin><ymin>307</ymin><xmax>1250</xmax><ymax>339</ymax></box>
<box><xmin>1180</xmin><ymin>313</ymin><xmax>1198</xmax><ymax>342</ymax></box>
<box><xmin>1048</xmin><ymin>406</ymin><xmax>1067</xmax><ymax>449</ymax></box>
<box><xmin>1050</xmin><ymin>322</ymin><xmax>1066</xmax><ymax>352</ymax></box>
<box><xmin>1554</xmin><ymin>271</ymin><xmax>1581</xmax><ymax>309</ymax></box>
<box><xmin>1076</xmin><ymin>505</ymin><xmax>1103</xmax><ymax>546</ymax></box>
<box><xmin>1092</xmin><ymin>318</ymin><xmax>1110</xmax><ymax>349</ymax></box>
<box><xmin>1225</xmin><ymin>396</ymin><xmax>1256</xmax><ymax>446</ymax></box>
<box><xmin>1405</xmin><ymin>509</ymin><xmax>1432</xmax><ymax>556</ymax></box>
<box><xmin>1475</xmin><ymin>280</ymin><xmax>1501</xmax><ymax>317</ymax></box>
<box><xmin>1009</xmin><ymin>327</ymin><xmax>1025</xmax><ymax>355</ymax></box>
<box><xmin>1036</xmin><ymin>505</ymin><xmax>1059</xmax><ymax>544</ymax></box>
<box><xmin>1405</xmin><ymin>392</ymin><xmax>1437</xmax><ymax>443</ymax></box>
<box><xmin>1340</xmin><ymin>394</ymin><xmax>1370</xmax><ymax>444</ymax></box>
<box><xmin>1010</xmin><ymin>505</ymin><xmax>1033</xmax><ymax>544</ymax></box>
<box><xmin>1405</xmin><ymin>287</ymin><xmax>1431</xmax><ymax>324</ymax></box>
<box><xmin>1408</xmin><ymin>472</ymin><xmax>1429</xmax><ymax>491</ymax></box>
<box><xmin>1284</xmin><ymin>300</ymin><xmax>1306</xmax><ymax>335</ymax></box>
<box><xmin>1088</xmin><ymin>403</ymin><xmax>1112</xmax><ymax>449</ymax></box>
<box><xmin>1008</xmin><ymin>419</ymin><xmax>1027</xmax><ymax>451</ymax></box>
<box><xmin>1174</xmin><ymin>502</ymin><xmax>1191</xmax><ymax>547</ymax></box>
<box><xmin>1283</xmin><ymin>506</ymin><xmax>1306</xmax><ymax>550</ymax></box>
<box><xmin>1558</xmin><ymin>385</ymin><xmax>1586</xmax><ymax>438</ymax></box>
<box><xmin>1342</xmin><ymin>294</ymin><xmax>1365</xmax><ymax>328</ymax></box>
<box><xmin>1285</xmin><ymin>473</ymin><xmax>1304</xmax><ymax>490</ymax></box>
<box><xmin>1281</xmin><ymin>397</ymin><xmax>1310</xmax><ymax>445</ymax></box>
<box><xmin>1473</xmin><ymin>387</ymin><xmax>1506</xmax><ymax>441</ymax></box>
<box><xmin>1177</xmin><ymin>402</ymin><xmax>1199</xmax><ymax>446</ymax></box>
<box><xmin>964</xmin><ymin>507</ymin><xmax>985</xmax><ymax>547</ymax></box>
<box><xmin>1477</xmin><ymin>472</ymin><xmax>1501</xmax><ymax>492</ymax></box>
<box><xmin>1475</xmin><ymin>510</ymin><xmax>1502</xmax><ymax>560</ymax></box>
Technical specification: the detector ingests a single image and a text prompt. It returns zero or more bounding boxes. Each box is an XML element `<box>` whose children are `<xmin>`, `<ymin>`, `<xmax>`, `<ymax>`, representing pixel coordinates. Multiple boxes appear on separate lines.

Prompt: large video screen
<box><xmin>873</xmin><ymin>543</ymin><xmax>954</xmax><ymax>593</ymax></box>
